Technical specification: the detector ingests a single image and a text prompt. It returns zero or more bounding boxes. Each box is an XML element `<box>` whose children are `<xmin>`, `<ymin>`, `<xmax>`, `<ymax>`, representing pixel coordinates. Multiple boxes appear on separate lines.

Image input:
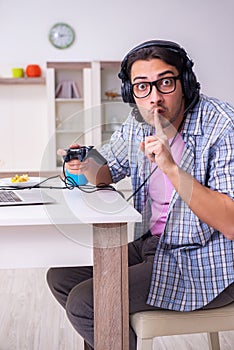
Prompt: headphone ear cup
<box><xmin>121</xmin><ymin>80</ymin><xmax>135</xmax><ymax>104</ymax></box>
<box><xmin>182</xmin><ymin>70</ymin><xmax>190</xmax><ymax>100</ymax></box>
<box><xmin>182</xmin><ymin>59</ymin><xmax>197</xmax><ymax>101</ymax></box>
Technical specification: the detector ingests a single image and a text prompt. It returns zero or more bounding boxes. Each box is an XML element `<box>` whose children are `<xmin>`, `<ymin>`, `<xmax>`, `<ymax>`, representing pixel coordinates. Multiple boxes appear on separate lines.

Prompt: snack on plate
<box><xmin>11</xmin><ymin>174</ymin><xmax>29</xmax><ymax>183</ymax></box>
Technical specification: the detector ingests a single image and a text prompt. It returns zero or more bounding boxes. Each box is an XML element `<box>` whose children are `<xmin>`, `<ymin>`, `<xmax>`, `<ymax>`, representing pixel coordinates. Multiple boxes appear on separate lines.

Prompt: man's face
<box><xmin>130</xmin><ymin>58</ymin><xmax>185</xmax><ymax>130</ymax></box>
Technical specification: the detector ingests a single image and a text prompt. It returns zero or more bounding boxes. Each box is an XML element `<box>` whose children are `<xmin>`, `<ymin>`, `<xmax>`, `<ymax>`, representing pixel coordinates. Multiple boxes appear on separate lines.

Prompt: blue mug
<box><xmin>65</xmin><ymin>170</ymin><xmax>88</xmax><ymax>186</ymax></box>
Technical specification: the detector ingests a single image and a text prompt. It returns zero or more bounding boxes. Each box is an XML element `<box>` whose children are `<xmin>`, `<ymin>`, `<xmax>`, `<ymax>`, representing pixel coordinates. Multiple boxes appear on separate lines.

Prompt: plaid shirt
<box><xmin>101</xmin><ymin>94</ymin><xmax>234</xmax><ymax>311</ymax></box>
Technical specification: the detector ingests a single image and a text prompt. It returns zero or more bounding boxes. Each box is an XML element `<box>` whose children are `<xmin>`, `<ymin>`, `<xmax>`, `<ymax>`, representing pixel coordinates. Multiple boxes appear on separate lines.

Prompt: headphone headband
<box><xmin>123</xmin><ymin>40</ymin><xmax>185</xmax><ymax>59</ymax></box>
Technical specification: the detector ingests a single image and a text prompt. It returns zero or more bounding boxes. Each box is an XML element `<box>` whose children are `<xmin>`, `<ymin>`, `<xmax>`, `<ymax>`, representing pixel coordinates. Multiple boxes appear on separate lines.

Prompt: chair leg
<box><xmin>207</xmin><ymin>332</ymin><xmax>220</xmax><ymax>350</ymax></box>
<box><xmin>137</xmin><ymin>337</ymin><xmax>153</xmax><ymax>350</ymax></box>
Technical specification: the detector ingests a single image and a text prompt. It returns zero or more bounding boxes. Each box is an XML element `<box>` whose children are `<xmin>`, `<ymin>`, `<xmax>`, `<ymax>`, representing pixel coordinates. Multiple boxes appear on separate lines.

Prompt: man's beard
<box><xmin>138</xmin><ymin>99</ymin><xmax>184</xmax><ymax>130</ymax></box>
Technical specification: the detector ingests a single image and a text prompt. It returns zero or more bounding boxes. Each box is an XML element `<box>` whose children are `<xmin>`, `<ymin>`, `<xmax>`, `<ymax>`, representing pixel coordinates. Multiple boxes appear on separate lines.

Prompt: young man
<box><xmin>47</xmin><ymin>40</ymin><xmax>234</xmax><ymax>349</ymax></box>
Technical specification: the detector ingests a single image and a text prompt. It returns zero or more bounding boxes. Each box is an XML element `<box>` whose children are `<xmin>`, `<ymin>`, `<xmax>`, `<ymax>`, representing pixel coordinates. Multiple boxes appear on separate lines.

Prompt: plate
<box><xmin>0</xmin><ymin>177</ymin><xmax>43</xmax><ymax>188</ymax></box>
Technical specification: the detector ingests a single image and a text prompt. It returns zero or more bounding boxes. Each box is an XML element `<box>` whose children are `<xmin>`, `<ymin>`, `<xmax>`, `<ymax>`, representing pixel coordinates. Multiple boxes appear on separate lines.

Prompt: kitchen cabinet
<box><xmin>46</xmin><ymin>61</ymin><xmax>130</xmax><ymax>169</ymax></box>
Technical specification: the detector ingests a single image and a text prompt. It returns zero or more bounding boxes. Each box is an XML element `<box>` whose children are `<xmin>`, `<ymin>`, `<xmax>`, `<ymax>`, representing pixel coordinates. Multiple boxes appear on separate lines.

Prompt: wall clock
<box><xmin>49</xmin><ymin>23</ymin><xmax>75</xmax><ymax>49</ymax></box>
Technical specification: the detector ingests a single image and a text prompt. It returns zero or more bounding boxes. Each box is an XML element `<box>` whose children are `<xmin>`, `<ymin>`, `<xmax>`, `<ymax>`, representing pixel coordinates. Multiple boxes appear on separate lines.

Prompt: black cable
<box><xmin>126</xmin><ymin>119</ymin><xmax>185</xmax><ymax>202</ymax></box>
<box><xmin>0</xmin><ymin>174</ymin><xmax>66</xmax><ymax>191</ymax></box>
<box><xmin>0</xmin><ymin>172</ymin><xmax>123</xmax><ymax>197</ymax></box>
<box><xmin>62</xmin><ymin>159</ymin><xmax>125</xmax><ymax>196</ymax></box>
<box><xmin>126</xmin><ymin>165</ymin><xmax>158</xmax><ymax>202</ymax></box>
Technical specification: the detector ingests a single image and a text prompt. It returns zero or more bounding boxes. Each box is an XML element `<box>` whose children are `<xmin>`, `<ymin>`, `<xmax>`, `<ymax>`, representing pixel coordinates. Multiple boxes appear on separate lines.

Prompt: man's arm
<box><xmin>66</xmin><ymin>158</ymin><xmax>113</xmax><ymax>186</ymax></box>
<box><xmin>168</xmin><ymin>165</ymin><xmax>234</xmax><ymax>240</ymax></box>
<box><xmin>144</xmin><ymin>113</ymin><xmax>234</xmax><ymax>240</ymax></box>
<box><xmin>63</xmin><ymin>143</ymin><xmax>113</xmax><ymax>186</ymax></box>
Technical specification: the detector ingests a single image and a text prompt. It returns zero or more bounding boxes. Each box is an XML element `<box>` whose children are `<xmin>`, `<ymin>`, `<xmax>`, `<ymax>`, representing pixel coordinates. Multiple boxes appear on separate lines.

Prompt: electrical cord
<box><xmin>126</xmin><ymin>120</ymin><xmax>185</xmax><ymax>202</ymax></box>
<box><xmin>126</xmin><ymin>165</ymin><xmax>157</xmax><ymax>202</ymax></box>
<box><xmin>0</xmin><ymin>174</ymin><xmax>66</xmax><ymax>191</ymax></box>
<box><xmin>61</xmin><ymin>160</ymin><xmax>124</xmax><ymax>196</ymax></box>
<box><xmin>0</xmin><ymin>171</ymin><xmax>123</xmax><ymax>196</ymax></box>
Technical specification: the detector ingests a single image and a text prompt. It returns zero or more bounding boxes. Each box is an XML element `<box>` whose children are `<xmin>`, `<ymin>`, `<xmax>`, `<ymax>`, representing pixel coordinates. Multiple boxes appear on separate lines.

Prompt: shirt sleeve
<box><xmin>100</xmin><ymin>122</ymin><xmax>131</xmax><ymax>183</ymax></box>
<box><xmin>208</xmin><ymin>128</ymin><xmax>234</xmax><ymax>200</ymax></box>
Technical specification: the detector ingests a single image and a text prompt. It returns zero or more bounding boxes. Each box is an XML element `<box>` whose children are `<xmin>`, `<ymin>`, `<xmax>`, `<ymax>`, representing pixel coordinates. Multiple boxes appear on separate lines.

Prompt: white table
<box><xmin>0</xmin><ymin>179</ymin><xmax>141</xmax><ymax>350</ymax></box>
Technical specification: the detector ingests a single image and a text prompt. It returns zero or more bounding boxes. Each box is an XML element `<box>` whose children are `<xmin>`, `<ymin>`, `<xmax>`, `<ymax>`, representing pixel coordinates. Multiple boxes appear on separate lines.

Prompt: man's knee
<box><xmin>66</xmin><ymin>278</ymin><xmax>93</xmax><ymax>318</ymax></box>
<box><xmin>46</xmin><ymin>268</ymin><xmax>64</xmax><ymax>293</ymax></box>
<box><xmin>46</xmin><ymin>268</ymin><xmax>69</xmax><ymax>308</ymax></box>
<box><xmin>66</xmin><ymin>279</ymin><xmax>94</xmax><ymax>342</ymax></box>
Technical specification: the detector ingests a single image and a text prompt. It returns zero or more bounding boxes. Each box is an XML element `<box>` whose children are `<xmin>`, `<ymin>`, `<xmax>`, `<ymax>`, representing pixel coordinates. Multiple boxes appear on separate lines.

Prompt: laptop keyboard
<box><xmin>0</xmin><ymin>190</ymin><xmax>22</xmax><ymax>202</ymax></box>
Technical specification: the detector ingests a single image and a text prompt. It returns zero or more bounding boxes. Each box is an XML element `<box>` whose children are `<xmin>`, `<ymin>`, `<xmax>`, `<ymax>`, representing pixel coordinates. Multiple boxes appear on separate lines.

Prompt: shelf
<box><xmin>102</xmin><ymin>98</ymin><xmax>122</xmax><ymax>103</ymax></box>
<box><xmin>56</xmin><ymin>130</ymin><xmax>83</xmax><ymax>134</ymax></box>
<box><xmin>47</xmin><ymin>62</ymin><xmax>91</xmax><ymax>70</ymax></box>
<box><xmin>55</xmin><ymin>98</ymin><xmax>84</xmax><ymax>103</ymax></box>
<box><xmin>0</xmin><ymin>77</ymin><xmax>46</xmax><ymax>85</ymax></box>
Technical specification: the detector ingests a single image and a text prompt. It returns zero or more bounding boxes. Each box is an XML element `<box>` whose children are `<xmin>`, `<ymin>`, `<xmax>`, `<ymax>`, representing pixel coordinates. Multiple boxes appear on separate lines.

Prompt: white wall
<box><xmin>0</xmin><ymin>0</ymin><xmax>234</xmax><ymax>104</ymax></box>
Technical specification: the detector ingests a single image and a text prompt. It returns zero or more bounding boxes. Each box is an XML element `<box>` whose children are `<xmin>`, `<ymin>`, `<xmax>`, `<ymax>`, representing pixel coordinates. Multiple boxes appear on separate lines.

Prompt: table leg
<box><xmin>93</xmin><ymin>223</ymin><xmax>129</xmax><ymax>350</ymax></box>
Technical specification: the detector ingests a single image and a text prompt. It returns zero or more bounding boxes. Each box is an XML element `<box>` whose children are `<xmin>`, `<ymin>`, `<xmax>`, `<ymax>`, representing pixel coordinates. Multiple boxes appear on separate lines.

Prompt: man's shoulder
<box><xmin>198</xmin><ymin>94</ymin><xmax>234</xmax><ymax>118</ymax></box>
<box><xmin>193</xmin><ymin>94</ymin><xmax>234</xmax><ymax>128</ymax></box>
<box><xmin>184</xmin><ymin>94</ymin><xmax>234</xmax><ymax>138</ymax></box>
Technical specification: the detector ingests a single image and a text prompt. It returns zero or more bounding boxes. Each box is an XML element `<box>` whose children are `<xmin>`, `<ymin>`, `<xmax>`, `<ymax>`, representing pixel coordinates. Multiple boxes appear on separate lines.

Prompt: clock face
<box><xmin>49</xmin><ymin>23</ymin><xmax>75</xmax><ymax>49</ymax></box>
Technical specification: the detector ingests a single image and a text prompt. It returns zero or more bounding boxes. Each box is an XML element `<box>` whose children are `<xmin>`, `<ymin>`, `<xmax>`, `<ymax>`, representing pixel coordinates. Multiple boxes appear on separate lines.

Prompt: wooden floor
<box><xmin>0</xmin><ymin>268</ymin><xmax>233</xmax><ymax>350</ymax></box>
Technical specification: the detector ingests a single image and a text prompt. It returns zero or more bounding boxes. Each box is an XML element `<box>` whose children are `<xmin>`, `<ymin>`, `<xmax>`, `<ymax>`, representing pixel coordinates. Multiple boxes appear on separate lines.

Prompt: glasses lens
<box><xmin>133</xmin><ymin>82</ymin><xmax>151</xmax><ymax>98</ymax></box>
<box><xmin>157</xmin><ymin>77</ymin><xmax>176</xmax><ymax>93</ymax></box>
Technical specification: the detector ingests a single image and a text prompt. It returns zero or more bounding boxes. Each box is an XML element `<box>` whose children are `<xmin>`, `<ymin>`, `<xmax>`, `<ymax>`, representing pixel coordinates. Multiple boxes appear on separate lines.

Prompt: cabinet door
<box><xmin>0</xmin><ymin>84</ymin><xmax>47</xmax><ymax>171</ymax></box>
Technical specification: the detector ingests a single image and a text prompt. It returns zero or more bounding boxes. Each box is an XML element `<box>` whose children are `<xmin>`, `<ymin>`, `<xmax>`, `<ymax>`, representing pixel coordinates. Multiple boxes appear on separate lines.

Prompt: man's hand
<box><xmin>58</xmin><ymin>143</ymin><xmax>83</xmax><ymax>175</ymax></box>
<box><xmin>143</xmin><ymin>112</ymin><xmax>176</xmax><ymax>174</ymax></box>
<box><xmin>58</xmin><ymin>143</ymin><xmax>112</xmax><ymax>185</ymax></box>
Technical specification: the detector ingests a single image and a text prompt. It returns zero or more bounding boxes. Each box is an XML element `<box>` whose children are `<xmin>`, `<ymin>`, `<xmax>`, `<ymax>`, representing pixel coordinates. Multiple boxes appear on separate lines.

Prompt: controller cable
<box><xmin>126</xmin><ymin>118</ymin><xmax>184</xmax><ymax>202</ymax></box>
<box><xmin>0</xmin><ymin>171</ymin><xmax>122</xmax><ymax>196</ymax></box>
<box><xmin>61</xmin><ymin>161</ymin><xmax>125</xmax><ymax>197</ymax></box>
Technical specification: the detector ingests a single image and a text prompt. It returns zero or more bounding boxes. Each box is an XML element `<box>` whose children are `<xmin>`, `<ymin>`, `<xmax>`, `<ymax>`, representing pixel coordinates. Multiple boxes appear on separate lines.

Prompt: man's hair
<box><xmin>125</xmin><ymin>46</ymin><xmax>184</xmax><ymax>79</ymax></box>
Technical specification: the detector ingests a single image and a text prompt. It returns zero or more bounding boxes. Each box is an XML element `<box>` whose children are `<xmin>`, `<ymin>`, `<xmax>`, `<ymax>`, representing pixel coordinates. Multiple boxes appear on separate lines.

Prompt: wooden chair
<box><xmin>130</xmin><ymin>302</ymin><xmax>234</xmax><ymax>350</ymax></box>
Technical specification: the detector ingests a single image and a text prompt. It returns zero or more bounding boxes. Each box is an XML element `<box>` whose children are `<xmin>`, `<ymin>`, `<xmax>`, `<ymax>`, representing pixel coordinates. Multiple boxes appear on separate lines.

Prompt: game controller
<box><xmin>63</xmin><ymin>146</ymin><xmax>107</xmax><ymax>186</ymax></box>
<box><xmin>63</xmin><ymin>146</ymin><xmax>107</xmax><ymax>165</ymax></box>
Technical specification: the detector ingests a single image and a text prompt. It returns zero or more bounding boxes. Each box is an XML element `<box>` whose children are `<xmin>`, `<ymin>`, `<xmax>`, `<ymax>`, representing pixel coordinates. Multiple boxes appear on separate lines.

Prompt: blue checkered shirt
<box><xmin>101</xmin><ymin>94</ymin><xmax>234</xmax><ymax>311</ymax></box>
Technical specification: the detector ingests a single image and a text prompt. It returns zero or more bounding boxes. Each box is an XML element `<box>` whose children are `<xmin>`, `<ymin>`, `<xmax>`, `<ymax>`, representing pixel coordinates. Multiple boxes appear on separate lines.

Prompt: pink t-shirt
<box><xmin>149</xmin><ymin>133</ymin><xmax>185</xmax><ymax>236</ymax></box>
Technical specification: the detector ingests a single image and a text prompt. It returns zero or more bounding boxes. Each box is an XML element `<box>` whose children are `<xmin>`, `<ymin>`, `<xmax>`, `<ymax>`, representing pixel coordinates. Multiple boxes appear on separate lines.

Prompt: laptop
<box><xmin>0</xmin><ymin>189</ymin><xmax>55</xmax><ymax>206</ymax></box>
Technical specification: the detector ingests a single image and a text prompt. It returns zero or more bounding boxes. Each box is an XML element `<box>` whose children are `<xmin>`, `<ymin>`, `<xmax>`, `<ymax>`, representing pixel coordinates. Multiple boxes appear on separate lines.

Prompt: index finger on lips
<box><xmin>154</xmin><ymin>112</ymin><xmax>165</xmax><ymax>139</ymax></box>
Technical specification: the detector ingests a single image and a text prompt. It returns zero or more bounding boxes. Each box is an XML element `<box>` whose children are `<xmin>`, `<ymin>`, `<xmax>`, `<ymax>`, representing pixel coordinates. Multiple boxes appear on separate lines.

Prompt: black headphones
<box><xmin>118</xmin><ymin>40</ymin><xmax>200</xmax><ymax>110</ymax></box>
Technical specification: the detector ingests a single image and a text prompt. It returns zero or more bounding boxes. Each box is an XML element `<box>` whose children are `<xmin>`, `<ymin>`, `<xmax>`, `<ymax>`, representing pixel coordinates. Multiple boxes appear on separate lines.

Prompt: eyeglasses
<box><xmin>132</xmin><ymin>75</ymin><xmax>181</xmax><ymax>99</ymax></box>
